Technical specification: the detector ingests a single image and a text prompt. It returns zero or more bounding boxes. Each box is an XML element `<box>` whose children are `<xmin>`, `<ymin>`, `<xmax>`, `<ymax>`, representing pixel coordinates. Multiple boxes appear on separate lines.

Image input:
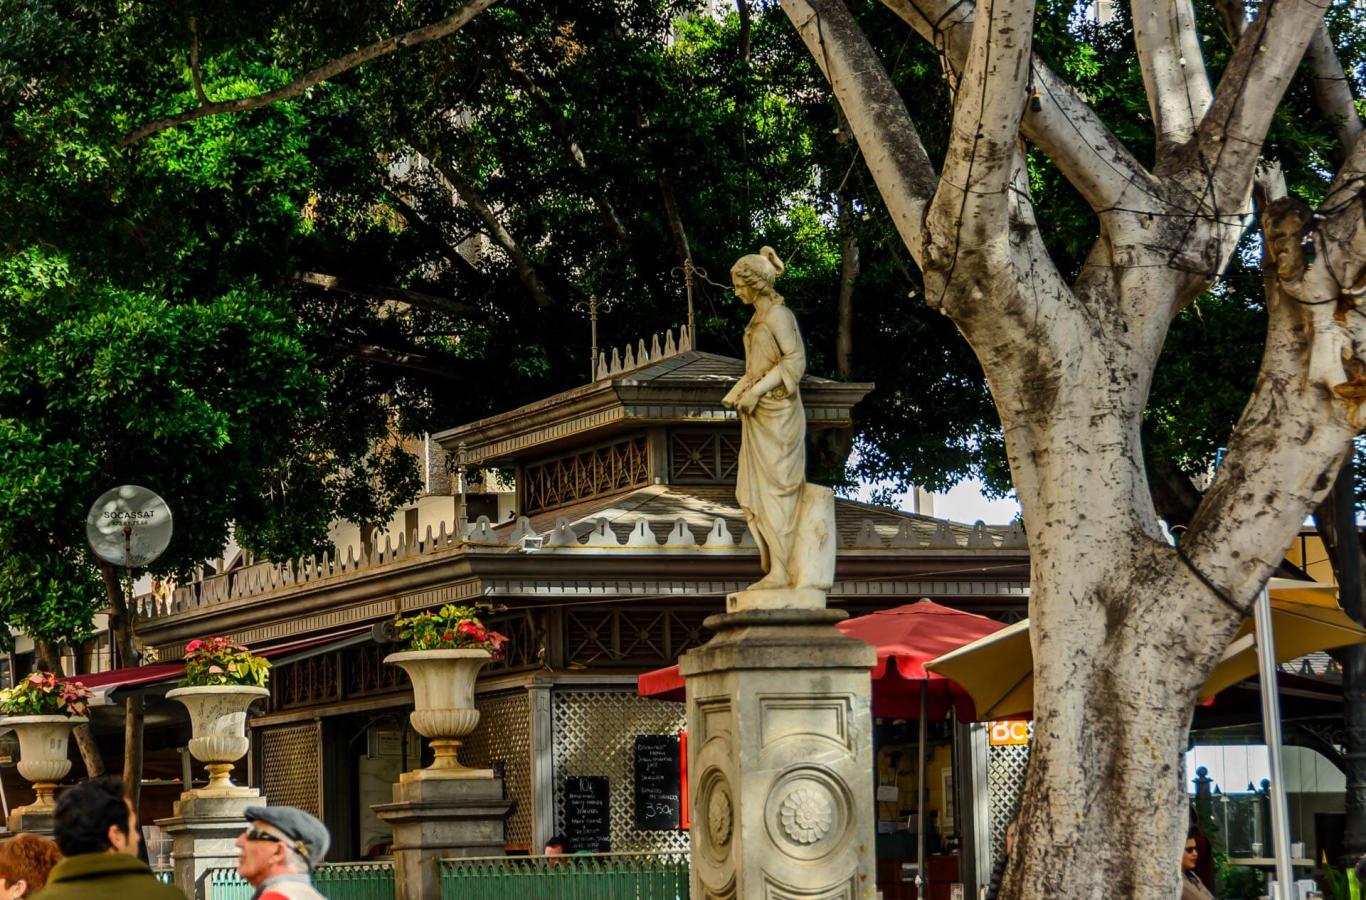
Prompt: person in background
<box><xmin>36</xmin><ymin>777</ymin><xmax>184</xmax><ymax>899</ymax></box>
<box><xmin>234</xmin><ymin>805</ymin><xmax>330</xmax><ymax>900</ymax></box>
<box><xmin>0</xmin><ymin>834</ymin><xmax>61</xmax><ymax>897</ymax></box>
<box><xmin>1186</xmin><ymin>807</ymin><xmax>1215</xmax><ymax>890</ymax></box>
<box><xmin>543</xmin><ymin>835</ymin><xmax>570</xmax><ymax>857</ymax></box>
<box><xmin>1181</xmin><ymin>829</ymin><xmax>1216</xmax><ymax>900</ymax></box>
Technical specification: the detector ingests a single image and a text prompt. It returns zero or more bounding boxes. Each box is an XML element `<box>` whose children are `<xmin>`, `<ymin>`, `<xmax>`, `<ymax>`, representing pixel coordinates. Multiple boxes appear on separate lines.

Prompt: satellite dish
<box><xmin>85</xmin><ymin>485</ymin><xmax>173</xmax><ymax>568</ymax></box>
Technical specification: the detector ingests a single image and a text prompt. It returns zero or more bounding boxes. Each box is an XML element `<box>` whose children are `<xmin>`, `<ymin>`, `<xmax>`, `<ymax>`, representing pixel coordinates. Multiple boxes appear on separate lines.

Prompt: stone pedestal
<box><xmin>156</xmin><ymin>791</ymin><xmax>260</xmax><ymax>899</ymax></box>
<box><xmin>373</xmin><ymin>776</ymin><xmax>513</xmax><ymax>900</ymax></box>
<box><xmin>681</xmin><ymin>607</ymin><xmax>877</xmax><ymax>900</ymax></box>
<box><xmin>8</xmin><ymin>804</ymin><xmax>54</xmax><ymax>836</ymax></box>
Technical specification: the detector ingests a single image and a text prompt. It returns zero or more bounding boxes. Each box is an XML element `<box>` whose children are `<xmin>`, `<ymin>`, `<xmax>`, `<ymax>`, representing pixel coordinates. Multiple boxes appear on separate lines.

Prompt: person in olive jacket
<box><xmin>32</xmin><ymin>777</ymin><xmax>184</xmax><ymax>900</ymax></box>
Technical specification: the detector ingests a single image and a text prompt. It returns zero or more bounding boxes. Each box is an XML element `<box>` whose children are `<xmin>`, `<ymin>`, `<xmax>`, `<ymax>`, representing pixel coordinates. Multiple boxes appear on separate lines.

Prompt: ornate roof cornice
<box><xmin>433</xmin><ymin>350</ymin><xmax>873</xmax><ymax>465</ymax></box>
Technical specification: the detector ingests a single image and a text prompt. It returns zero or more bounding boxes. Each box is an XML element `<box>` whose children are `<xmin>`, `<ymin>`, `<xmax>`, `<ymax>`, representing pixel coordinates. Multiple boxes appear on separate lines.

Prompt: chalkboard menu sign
<box><xmin>634</xmin><ymin>734</ymin><xmax>681</xmax><ymax>830</ymax></box>
<box><xmin>564</xmin><ymin>775</ymin><xmax>611</xmax><ymax>852</ymax></box>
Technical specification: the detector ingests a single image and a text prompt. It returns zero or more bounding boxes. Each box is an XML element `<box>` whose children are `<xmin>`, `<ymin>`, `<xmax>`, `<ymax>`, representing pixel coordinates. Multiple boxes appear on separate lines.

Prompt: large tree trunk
<box><xmin>780</xmin><ymin>0</ymin><xmax>1356</xmax><ymax>895</ymax></box>
<box><xmin>99</xmin><ymin>562</ymin><xmax>144</xmax><ymax>813</ymax></box>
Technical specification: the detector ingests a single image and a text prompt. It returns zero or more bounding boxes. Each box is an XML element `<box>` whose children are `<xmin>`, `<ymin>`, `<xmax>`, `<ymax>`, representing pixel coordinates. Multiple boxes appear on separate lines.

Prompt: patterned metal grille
<box><xmin>459</xmin><ymin>691</ymin><xmax>533</xmax><ymax>847</ymax></box>
<box><xmin>272</xmin><ymin>653</ymin><xmax>341</xmax><ymax>709</ymax></box>
<box><xmin>343</xmin><ymin>644</ymin><xmax>409</xmax><ymax>698</ymax></box>
<box><xmin>566</xmin><ymin>608</ymin><xmax>710</xmax><ymax>668</ymax></box>
<box><xmin>551</xmin><ymin>689</ymin><xmax>689</xmax><ymax>853</ymax></box>
<box><xmin>523</xmin><ymin>435</ymin><xmax>649</xmax><ymax>514</ymax></box>
<box><xmin>261</xmin><ymin>722</ymin><xmax>321</xmax><ymax>816</ymax></box>
<box><xmin>669</xmin><ymin>430</ymin><xmax>740</xmax><ymax>484</ymax></box>
<box><xmin>986</xmin><ymin>741</ymin><xmax>1030</xmax><ymax>865</ymax></box>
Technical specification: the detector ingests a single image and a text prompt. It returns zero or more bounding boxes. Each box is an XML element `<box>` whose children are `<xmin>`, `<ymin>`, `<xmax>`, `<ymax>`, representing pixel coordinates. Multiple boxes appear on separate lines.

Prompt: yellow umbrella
<box><xmin>925</xmin><ymin>580</ymin><xmax>1364</xmax><ymax>721</ymax></box>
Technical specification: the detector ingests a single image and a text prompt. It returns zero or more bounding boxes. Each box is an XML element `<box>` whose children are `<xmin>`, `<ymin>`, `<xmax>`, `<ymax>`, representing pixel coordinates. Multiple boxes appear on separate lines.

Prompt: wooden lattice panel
<box><xmin>552</xmin><ymin>689</ymin><xmax>688</xmax><ymax>853</ymax></box>
<box><xmin>669</xmin><ymin>430</ymin><xmax>740</xmax><ymax>484</ymax></box>
<box><xmin>522</xmin><ymin>436</ymin><xmax>649</xmax><ymax>514</ymax></box>
<box><xmin>261</xmin><ymin>722</ymin><xmax>321</xmax><ymax>816</ymax></box>
<box><xmin>566</xmin><ymin>607</ymin><xmax>710</xmax><ymax>667</ymax></box>
<box><xmin>458</xmin><ymin>692</ymin><xmax>533</xmax><ymax>847</ymax></box>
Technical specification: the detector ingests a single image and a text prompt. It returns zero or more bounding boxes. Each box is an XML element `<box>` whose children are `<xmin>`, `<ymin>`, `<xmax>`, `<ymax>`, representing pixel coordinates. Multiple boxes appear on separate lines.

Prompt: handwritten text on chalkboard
<box><xmin>564</xmin><ymin>775</ymin><xmax>611</xmax><ymax>852</ymax></box>
<box><xmin>634</xmin><ymin>734</ymin><xmax>681</xmax><ymax>830</ymax></box>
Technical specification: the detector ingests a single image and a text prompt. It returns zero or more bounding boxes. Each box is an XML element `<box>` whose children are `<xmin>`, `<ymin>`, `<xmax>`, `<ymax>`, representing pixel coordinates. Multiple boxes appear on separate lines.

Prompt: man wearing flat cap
<box><xmin>234</xmin><ymin>805</ymin><xmax>330</xmax><ymax>900</ymax></box>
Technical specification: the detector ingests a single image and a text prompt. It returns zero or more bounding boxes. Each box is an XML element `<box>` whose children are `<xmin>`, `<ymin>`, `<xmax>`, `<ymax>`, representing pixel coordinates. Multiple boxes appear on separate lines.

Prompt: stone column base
<box><xmin>681</xmin><ymin>608</ymin><xmax>877</xmax><ymax>900</ymax></box>
<box><xmin>373</xmin><ymin>776</ymin><xmax>513</xmax><ymax>900</ymax></box>
<box><xmin>156</xmin><ymin>790</ymin><xmax>260</xmax><ymax>899</ymax></box>
<box><xmin>7</xmin><ymin>806</ymin><xmax>54</xmax><ymax>836</ymax></box>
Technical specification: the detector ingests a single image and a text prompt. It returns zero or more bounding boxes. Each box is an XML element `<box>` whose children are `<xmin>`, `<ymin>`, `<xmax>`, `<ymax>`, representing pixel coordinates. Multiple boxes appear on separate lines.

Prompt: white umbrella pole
<box><xmin>1253</xmin><ymin>585</ymin><xmax>1294</xmax><ymax>900</ymax></box>
<box><xmin>917</xmin><ymin>680</ymin><xmax>927</xmax><ymax>893</ymax></box>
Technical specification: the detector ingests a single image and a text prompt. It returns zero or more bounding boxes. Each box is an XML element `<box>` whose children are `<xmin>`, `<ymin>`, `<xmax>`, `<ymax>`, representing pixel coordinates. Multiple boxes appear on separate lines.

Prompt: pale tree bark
<box><xmin>781</xmin><ymin>0</ymin><xmax>1361</xmax><ymax>895</ymax></box>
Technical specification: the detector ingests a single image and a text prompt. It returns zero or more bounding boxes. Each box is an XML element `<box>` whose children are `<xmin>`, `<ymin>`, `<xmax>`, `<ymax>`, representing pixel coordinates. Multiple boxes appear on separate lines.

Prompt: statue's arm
<box><xmin>745</xmin><ymin>308</ymin><xmax>805</xmax><ymax>401</ymax></box>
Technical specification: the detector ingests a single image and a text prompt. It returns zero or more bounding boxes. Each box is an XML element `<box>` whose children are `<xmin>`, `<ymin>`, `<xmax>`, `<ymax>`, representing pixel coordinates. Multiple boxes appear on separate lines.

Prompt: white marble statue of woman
<box><xmin>721</xmin><ymin>246</ymin><xmax>810</xmax><ymax>591</ymax></box>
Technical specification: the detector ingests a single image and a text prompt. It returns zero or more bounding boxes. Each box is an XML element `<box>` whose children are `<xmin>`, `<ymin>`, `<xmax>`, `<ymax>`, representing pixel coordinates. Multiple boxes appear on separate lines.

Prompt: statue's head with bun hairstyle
<box><xmin>731</xmin><ymin>246</ymin><xmax>786</xmax><ymax>307</ymax></box>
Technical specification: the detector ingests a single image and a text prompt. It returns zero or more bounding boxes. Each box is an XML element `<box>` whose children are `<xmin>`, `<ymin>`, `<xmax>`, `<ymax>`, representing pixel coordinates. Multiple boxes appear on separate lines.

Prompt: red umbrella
<box><xmin>637</xmin><ymin>599</ymin><xmax>1007</xmax><ymax>720</ymax></box>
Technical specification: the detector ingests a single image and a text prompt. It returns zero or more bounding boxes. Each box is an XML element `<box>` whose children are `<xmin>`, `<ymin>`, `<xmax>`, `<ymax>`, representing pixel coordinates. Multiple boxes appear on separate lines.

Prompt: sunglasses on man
<box><xmin>243</xmin><ymin>828</ymin><xmax>310</xmax><ymax>861</ymax></box>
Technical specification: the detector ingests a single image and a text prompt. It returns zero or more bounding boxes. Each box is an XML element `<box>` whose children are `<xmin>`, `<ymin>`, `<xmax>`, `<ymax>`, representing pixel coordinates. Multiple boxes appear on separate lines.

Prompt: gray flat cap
<box><xmin>245</xmin><ymin>805</ymin><xmax>330</xmax><ymax>868</ymax></box>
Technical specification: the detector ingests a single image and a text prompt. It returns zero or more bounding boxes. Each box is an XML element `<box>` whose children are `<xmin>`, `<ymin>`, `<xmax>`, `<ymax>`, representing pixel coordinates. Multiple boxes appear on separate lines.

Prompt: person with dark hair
<box><xmin>38</xmin><ymin>778</ymin><xmax>184</xmax><ymax>899</ymax></box>
<box><xmin>1181</xmin><ymin>828</ymin><xmax>1216</xmax><ymax>900</ymax></box>
<box><xmin>543</xmin><ymin>834</ymin><xmax>570</xmax><ymax>856</ymax></box>
<box><xmin>0</xmin><ymin>833</ymin><xmax>61</xmax><ymax>897</ymax></box>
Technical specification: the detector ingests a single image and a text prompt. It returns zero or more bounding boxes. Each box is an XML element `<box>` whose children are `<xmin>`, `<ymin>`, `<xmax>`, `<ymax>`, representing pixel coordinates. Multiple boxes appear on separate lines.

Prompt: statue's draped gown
<box><xmin>735</xmin><ymin>302</ymin><xmax>806</xmax><ymax>579</ymax></box>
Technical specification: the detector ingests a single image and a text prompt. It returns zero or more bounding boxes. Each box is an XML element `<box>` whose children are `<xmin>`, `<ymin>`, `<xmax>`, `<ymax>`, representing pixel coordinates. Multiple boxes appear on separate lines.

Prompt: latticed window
<box><xmin>668</xmin><ymin>430</ymin><xmax>739</xmax><ymax>484</ymax></box>
<box><xmin>522</xmin><ymin>435</ymin><xmax>649</xmax><ymax>514</ymax></box>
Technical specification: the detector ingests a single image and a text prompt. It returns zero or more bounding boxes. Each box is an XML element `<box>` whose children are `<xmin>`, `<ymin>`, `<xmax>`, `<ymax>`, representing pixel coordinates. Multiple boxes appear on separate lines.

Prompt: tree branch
<box><xmin>1131</xmin><ymin>0</ymin><xmax>1213</xmax><ymax>160</ymax></box>
<box><xmin>503</xmin><ymin>60</ymin><xmax>630</xmax><ymax>243</ymax></box>
<box><xmin>342</xmin><ymin>342</ymin><xmax>477</xmax><ymax>380</ymax></box>
<box><xmin>737</xmin><ymin>0</ymin><xmax>753</xmax><ymax>66</ymax></box>
<box><xmin>1183</xmin><ymin>213</ymin><xmax>1359</xmax><ymax>611</ymax></box>
<box><xmin>1180</xmin><ymin>0</ymin><xmax>1327</xmax><ymax>209</ymax></box>
<box><xmin>781</xmin><ymin>0</ymin><xmax>939</xmax><ymax>264</ymax></box>
<box><xmin>1306</xmin><ymin>26</ymin><xmax>1365</xmax><ymax>164</ymax></box>
<box><xmin>289</xmin><ymin>271</ymin><xmax>475</xmax><ymax>318</ymax></box>
<box><xmin>411</xmin><ymin>146</ymin><xmax>553</xmax><ymax>308</ymax></box>
<box><xmin>383</xmin><ymin>187</ymin><xmax>487</xmax><ymax>279</ymax></box>
<box><xmin>119</xmin><ymin>0</ymin><xmax>496</xmax><ymax>146</ymax></box>
<box><xmin>188</xmin><ymin>17</ymin><xmax>208</xmax><ymax>105</ymax></box>
<box><xmin>923</xmin><ymin>0</ymin><xmax>1037</xmax><ymax>276</ymax></box>
<box><xmin>879</xmin><ymin>0</ymin><xmax>1159</xmax><ymax>216</ymax></box>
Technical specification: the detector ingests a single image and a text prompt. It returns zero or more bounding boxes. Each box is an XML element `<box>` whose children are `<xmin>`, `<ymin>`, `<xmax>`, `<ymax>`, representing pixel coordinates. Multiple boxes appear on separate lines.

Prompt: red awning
<box><xmin>78</xmin><ymin>626</ymin><xmax>374</xmax><ymax>697</ymax></box>
<box><xmin>638</xmin><ymin>600</ymin><xmax>1008</xmax><ymax>720</ymax></box>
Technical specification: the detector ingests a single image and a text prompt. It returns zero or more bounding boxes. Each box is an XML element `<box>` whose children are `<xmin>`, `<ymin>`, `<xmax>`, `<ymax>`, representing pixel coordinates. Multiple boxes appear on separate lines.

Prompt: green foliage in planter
<box><xmin>0</xmin><ymin>672</ymin><xmax>91</xmax><ymax>717</ymax></box>
<box><xmin>395</xmin><ymin>604</ymin><xmax>508</xmax><ymax>658</ymax></box>
<box><xmin>180</xmin><ymin>636</ymin><xmax>271</xmax><ymax>687</ymax></box>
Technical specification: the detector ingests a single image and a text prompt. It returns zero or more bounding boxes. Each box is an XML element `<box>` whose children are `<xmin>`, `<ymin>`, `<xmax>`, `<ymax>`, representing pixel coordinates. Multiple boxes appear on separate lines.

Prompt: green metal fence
<box><xmin>205</xmin><ymin>861</ymin><xmax>394</xmax><ymax>899</ymax></box>
<box><xmin>439</xmin><ymin>852</ymin><xmax>689</xmax><ymax>900</ymax></box>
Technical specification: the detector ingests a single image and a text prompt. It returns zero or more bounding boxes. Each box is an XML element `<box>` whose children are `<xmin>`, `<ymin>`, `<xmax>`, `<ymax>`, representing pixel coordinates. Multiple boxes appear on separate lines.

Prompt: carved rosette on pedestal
<box><xmin>682</xmin><ymin>608</ymin><xmax>876</xmax><ymax>900</ymax></box>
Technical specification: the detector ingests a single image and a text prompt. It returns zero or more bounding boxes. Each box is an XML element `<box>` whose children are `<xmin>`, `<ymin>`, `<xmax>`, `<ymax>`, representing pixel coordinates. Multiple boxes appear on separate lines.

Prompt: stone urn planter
<box><xmin>167</xmin><ymin>685</ymin><xmax>269</xmax><ymax>795</ymax></box>
<box><xmin>1</xmin><ymin>715</ymin><xmax>86</xmax><ymax>813</ymax></box>
<box><xmin>385</xmin><ymin>649</ymin><xmax>493</xmax><ymax>780</ymax></box>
